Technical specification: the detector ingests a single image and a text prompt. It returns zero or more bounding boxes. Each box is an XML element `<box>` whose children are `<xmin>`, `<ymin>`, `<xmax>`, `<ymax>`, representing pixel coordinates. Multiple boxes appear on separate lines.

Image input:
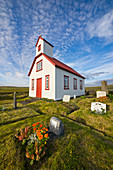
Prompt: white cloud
<box><xmin>5</xmin><ymin>72</ymin><xmax>12</xmax><ymax>77</ymax></box>
<box><xmin>0</xmin><ymin>0</ymin><xmax>113</xmax><ymax>87</ymax></box>
<box><xmin>15</xmin><ymin>72</ymin><xmax>24</xmax><ymax>78</ymax></box>
<box><xmin>87</xmin><ymin>10</ymin><xmax>113</xmax><ymax>39</ymax></box>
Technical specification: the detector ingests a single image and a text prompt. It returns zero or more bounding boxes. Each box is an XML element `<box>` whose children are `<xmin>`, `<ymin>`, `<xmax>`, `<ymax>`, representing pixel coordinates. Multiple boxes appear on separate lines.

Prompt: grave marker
<box><xmin>49</xmin><ymin>117</ymin><xmax>64</xmax><ymax>136</ymax></box>
<box><xmin>74</xmin><ymin>95</ymin><xmax>76</xmax><ymax>99</ymax></box>
<box><xmin>91</xmin><ymin>102</ymin><xmax>106</xmax><ymax>113</ymax></box>
<box><xmin>96</xmin><ymin>91</ymin><xmax>106</xmax><ymax>98</ymax></box>
<box><xmin>63</xmin><ymin>95</ymin><xmax>70</xmax><ymax>102</ymax></box>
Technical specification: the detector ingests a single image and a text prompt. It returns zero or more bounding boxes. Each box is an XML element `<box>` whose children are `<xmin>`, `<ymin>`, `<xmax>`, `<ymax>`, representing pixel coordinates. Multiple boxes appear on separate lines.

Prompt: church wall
<box><xmin>55</xmin><ymin>67</ymin><xmax>85</xmax><ymax>100</ymax></box>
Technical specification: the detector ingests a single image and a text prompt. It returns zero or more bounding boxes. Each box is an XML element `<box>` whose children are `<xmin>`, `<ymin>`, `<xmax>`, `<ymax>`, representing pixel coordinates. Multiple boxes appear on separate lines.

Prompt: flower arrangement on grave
<box><xmin>15</xmin><ymin>122</ymin><xmax>49</xmax><ymax>165</ymax></box>
<box><xmin>95</xmin><ymin>96</ymin><xmax>111</xmax><ymax>103</ymax></box>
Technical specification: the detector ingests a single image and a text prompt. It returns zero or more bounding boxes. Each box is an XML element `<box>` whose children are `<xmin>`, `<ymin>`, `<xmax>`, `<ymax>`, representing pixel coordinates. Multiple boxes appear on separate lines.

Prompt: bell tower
<box><xmin>35</xmin><ymin>36</ymin><xmax>54</xmax><ymax>58</ymax></box>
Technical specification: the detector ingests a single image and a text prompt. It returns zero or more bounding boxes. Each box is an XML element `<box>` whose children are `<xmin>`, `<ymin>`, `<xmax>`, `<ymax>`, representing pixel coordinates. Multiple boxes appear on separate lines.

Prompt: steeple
<box><xmin>35</xmin><ymin>36</ymin><xmax>54</xmax><ymax>58</ymax></box>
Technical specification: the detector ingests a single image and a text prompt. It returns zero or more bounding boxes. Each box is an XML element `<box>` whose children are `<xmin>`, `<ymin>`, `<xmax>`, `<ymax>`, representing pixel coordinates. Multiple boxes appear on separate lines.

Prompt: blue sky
<box><xmin>0</xmin><ymin>0</ymin><xmax>113</xmax><ymax>87</ymax></box>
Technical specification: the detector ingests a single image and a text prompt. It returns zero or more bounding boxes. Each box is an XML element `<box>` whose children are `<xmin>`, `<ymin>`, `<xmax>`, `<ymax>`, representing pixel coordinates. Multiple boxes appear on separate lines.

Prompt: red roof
<box><xmin>35</xmin><ymin>36</ymin><xmax>54</xmax><ymax>47</ymax></box>
<box><xmin>28</xmin><ymin>53</ymin><xmax>85</xmax><ymax>79</ymax></box>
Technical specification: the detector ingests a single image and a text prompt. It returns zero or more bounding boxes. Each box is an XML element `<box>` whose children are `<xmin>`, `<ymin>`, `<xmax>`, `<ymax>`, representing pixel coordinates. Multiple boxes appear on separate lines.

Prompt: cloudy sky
<box><xmin>0</xmin><ymin>0</ymin><xmax>113</xmax><ymax>87</ymax></box>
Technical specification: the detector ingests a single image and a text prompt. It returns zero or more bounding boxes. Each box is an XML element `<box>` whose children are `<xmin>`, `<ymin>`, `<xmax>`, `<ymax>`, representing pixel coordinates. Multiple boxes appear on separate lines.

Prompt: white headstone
<box><xmin>63</xmin><ymin>95</ymin><xmax>70</xmax><ymax>102</ymax></box>
<box><xmin>91</xmin><ymin>102</ymin><xmax>106</xmax><ymax>113</ymax></box>
<box><xmin>74</xmin><ymin>95</ymin><xmax>76</xmax><ymax>99</ymax></box>
<box><xmin>96</xmin><ymin>91</ymin><xmax>106</xmax><ymax>98</ymax></box>
<box><xmin>49</xmin><ymin>117</ymin><xmax>64</xmax><ymax>136</ymax></box>
<box><xmin>51</xmin><ymin>119</ymin><xmax>58</xmax><ymax>128</ymax></box>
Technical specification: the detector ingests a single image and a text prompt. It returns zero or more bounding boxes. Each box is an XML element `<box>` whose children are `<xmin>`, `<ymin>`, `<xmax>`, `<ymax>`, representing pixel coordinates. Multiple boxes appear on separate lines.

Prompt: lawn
<box><xmin>0</xmin><ymin>87</ymin><xmax>113</xmax><ymax>169</ymax></box>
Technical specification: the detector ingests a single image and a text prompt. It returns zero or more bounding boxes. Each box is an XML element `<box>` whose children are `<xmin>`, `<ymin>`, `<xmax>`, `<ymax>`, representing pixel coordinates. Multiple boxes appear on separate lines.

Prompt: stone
<box><xmin>13</xmin><ymin>92</ymin><xmax>17</xmax><ymax>109</ymax></box>
<box><xmin>101</xmin><ymin>80</ymin><xmax>108</xmax><ymax>94</ymax></box>
<box><xmin>74</xmin><ymin>95</ymin><xmax>76</xmax><ymax>99</ymax></box>
<box><xmin>96</xmin><ymin>91</ymin><xmax>106</xmax><ymax>98</ymax></box>
<box><xmin>63</xmin><ymin>95</ymin><xmax>70</xmax><ymax>102</ymax></box>
<box><xmin>49</xmin><ymin>117</ymin><xmax>64</xmax><ymax>136</ymax></box>
<box><xmin>91</xmin><ymin>102</ymin><xmax>106</xmax><ymax>113</ymax></box>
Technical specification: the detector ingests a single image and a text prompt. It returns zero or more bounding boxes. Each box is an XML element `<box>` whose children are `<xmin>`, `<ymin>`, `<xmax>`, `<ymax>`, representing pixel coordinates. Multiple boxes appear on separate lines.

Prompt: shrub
<box><xmin>107</xmin><ymin>94</ymin><xmax>113</xmax><ymax>101</ymax></box>
<box><xmin>15</xmin><ymin>122</ymin><xmax>49</xmax><ymax>165</ymax></box>
<box><xmin>80</xmin><ymin>96</ymin><xmax>86</xmax><ymax>99</ymax></box>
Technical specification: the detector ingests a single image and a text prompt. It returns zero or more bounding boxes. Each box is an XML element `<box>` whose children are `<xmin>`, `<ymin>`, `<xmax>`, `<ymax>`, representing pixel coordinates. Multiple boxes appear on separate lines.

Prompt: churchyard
<box><xmin>0</xmin><ymin>86</ymin><xmax>113</xmax><ymax>169</ymax></box>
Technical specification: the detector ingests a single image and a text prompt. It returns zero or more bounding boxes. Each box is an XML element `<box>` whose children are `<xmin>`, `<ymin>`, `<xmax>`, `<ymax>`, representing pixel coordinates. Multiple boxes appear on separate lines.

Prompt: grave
<box><xmin>63</xmin><ymin>95</ymin><xmax>70</xmax><ymax>102</ymax></box>
<box><xmin>96</xmin><ymin>91</ymin><xmax>106</xmax><ymax>98</ymax></box>
<box><xmin>49</xmin><ymin>117</ymin><xmax>64</xmax><ymax>136</ymax></box>
<box><xmin>91</xmin><ymin>102</ymin><xmax>106</xmax><ymax>113</ymax></box>
<box><xmin>74</xmin><ymin>95</ymin><xmax>76</xmax><ymax>99</ymax></box>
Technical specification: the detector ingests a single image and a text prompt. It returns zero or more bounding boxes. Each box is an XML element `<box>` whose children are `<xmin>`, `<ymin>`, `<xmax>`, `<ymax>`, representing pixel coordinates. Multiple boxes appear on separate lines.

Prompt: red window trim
<box><xmin>38</xmin><ymin>44</ymin><xmax>41</xmax><ymax>52</ymax></box>
<box><xmin>36</xmin><ymin>59</ymin><xmax>43</xmax><ymax>72</ymax></box>
<box><xmin>64</xmin><ymin>75</ymin><xmax>69</xmax><ymax>90</ymax></box>
<box><xmin>80</xmin><ymin>80</ymin><xmax>83</xmax><ymax>90</ymax></box>
<box><xmin>73</xmin><ymin>78</ymin><xmax>77</xmax><ymax>90</ymax></box>
<box><xmin>45</xmin><ymin>75</ymin><xmax>50</xmax><ymax>90</ymax></box>
<box><xmin>31</xmin><ymin>79</ymin><xmax>34</xmax><ymax>90</ymax></box>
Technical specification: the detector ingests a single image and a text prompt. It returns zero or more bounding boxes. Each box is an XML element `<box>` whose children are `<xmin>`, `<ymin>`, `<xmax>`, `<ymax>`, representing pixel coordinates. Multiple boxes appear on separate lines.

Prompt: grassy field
<box><xmin>0</xmin><ymin>87</ymin><xmax>113</xmax><ymax>169</ymax></box>
<box><xmin>0</xmin><ymin>86</ymin><xmax>29</xmax><ymax>93</ymax></box>
<box><xmin>85</xmin><ymin>84</ymin><xmax>113</xmax><ymax>91</ymax></box>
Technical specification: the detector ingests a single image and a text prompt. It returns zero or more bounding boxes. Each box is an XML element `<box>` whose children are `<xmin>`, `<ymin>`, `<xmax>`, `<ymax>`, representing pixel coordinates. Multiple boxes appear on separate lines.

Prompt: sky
<box><xmin>0</xmin><ymin>0</ymin><xmax>113</xmax><ymax>87</ymax></box>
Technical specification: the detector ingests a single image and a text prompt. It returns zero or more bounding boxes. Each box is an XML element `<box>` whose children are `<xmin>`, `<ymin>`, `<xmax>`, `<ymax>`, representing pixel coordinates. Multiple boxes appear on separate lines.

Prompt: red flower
<box><xmin>40</xmin><ymin>124</ymin><xmax>43</xmax><ymax>128</ymax></box>
<box><xmin>44</xmin><ymin>133</ymin><xmax>49</xmax><ymax>138</ymax></box>
<box><xmin>31</xmin><ymin>154</ymin><xmax>34</xmax><ymax>160</ymax></box>
<box><xmin>32</xmin><ymin>123</ymin><xmax>36</xmax><ymax>127</ymax></box>
<box><xmin>19</xmin><ymin>136</ymin><xmax>23</xmax><ymax>141</ymax></box>
<box><xmin>34</xmin><ymin>128</ymin><xmax>36</xmax><ymax>131</ymax></box>
<box><xmin>38</xmin><ymin>134</ymin><xmax>43</xmax><ymax>140</ymax></box>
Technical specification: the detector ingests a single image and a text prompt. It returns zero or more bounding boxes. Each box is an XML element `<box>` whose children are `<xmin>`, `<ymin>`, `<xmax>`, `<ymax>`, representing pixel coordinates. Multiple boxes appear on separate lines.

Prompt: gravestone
<box><xmin>63</xmin><ymin>95</ymin><xmax>70</xmax><ymax>102</ymax></box>
<box><xmin>74</xmin><ymin>95</ymin><xmax>76</xmax><ymax>99</ymax></box>
<box><xmin>96</xmin><ymin>91</ymin><xmax>106</xmax><ymax>98</ymax></box>
<box><xmin>91</xmin><ymin>102</ymin><xmax>106</xmax><ymax>113</ymax></box>
<box><xmin>101</xmin><ymin>81</ymin><xmax>108</xmax><ymax>94</ymax></box>
<box><xmin>13</xmin><ymin>92</ymin><xmax>17</xmax><ymax>109</ymax></box>
<box><xmin>49</xmin><ymin>117</ymin><xmax>64</xmax><ymax>136</ymax></box>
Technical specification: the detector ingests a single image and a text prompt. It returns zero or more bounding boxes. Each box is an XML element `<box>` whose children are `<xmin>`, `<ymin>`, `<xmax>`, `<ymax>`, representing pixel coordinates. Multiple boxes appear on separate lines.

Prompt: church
<box><xmin>28</xmin><ymin>36</ymin><xmax>85</xmax><ymax>100</ymax></box>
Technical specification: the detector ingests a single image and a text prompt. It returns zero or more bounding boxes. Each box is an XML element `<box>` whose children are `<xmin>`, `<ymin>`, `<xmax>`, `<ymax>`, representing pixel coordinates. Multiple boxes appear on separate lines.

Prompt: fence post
<box><xmin>13</xmin><ymin>92</ymin><xmax>17</xmax><ymax>109</ymax></box>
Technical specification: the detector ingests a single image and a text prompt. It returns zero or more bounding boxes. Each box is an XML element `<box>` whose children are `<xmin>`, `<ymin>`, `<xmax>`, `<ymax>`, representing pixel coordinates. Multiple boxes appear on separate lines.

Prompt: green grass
<box><xmin>69</xmin><ymin>98</ymin><xmax>113</xmax><ymax>138</ymax></box>
<box><xmin>0</xmin><ymin>87</ymin><xmax>113</xmax><ymax>169</ymax></box>
<box><xmin>0</xmin><ymin>86</ymin><xmax>29</xmax><ymax>93</ymax></box>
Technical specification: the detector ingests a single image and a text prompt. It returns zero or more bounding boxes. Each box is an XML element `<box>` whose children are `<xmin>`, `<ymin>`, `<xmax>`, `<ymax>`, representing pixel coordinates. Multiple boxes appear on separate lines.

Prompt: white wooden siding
<box><xmin>55</xmin><ymin>67</ymin><xmax>85</xmax><ymax>100</ymax></box>
<box><xmin>29</xmin><ymin>55</ymin><xmax>55</xmax><ymax>99</ymax></box>
<box><xmin>43</xmin><ymin>41</ymin><xmax>53</xmax><ymax>58</ymax></box>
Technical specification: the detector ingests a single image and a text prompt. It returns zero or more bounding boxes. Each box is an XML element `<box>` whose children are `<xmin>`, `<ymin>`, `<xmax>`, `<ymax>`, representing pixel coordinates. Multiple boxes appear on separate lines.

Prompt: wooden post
<box><xmin>13</xmin><ymin>92</ymin><xmax>17</xmax><ymax>109</ymax></box>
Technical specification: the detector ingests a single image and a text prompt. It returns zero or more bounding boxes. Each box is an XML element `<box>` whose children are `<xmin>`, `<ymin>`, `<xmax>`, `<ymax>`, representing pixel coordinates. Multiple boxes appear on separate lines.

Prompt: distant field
<box><xmin>0</xmin><ymin>86</ymin><xmax>29</xmax><ymax>94</ymax></box>
<box><xmin>0</xmin><ymin>84</ymin><xmax>113</xmax><ymax>94</ymax></box>
<box><xmin>85</xmin><ymin>84</ymin><xmax>113</xmax><ymax>91</ymax></box>
<box><xmin>0</xmin><ymin>86</ymin><xmax>29</xmax><ymax>101</ymax></box>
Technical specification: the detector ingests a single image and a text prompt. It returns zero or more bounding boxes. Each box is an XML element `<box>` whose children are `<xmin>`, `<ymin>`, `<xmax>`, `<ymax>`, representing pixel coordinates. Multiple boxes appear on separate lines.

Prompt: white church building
<box><xmin>28</xmin><ymin>36</ymin><xmax>85</xmax><ymax>101</ymax></box>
